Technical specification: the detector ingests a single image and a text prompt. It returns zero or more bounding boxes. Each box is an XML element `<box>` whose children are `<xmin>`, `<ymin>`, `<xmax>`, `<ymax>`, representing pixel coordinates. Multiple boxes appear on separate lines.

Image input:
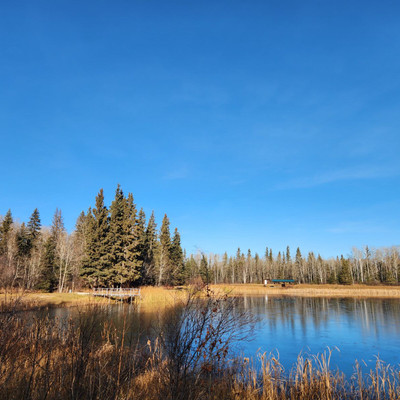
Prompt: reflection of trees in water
<box><xmin>240</xmin><ymin>296</ymin><xmax>400</xmax><ymax>337</ymax></box>
<box><xmin>22</xmin><ymin>296</ymin><xmax>400</xmax><ymax>350</ymax></box>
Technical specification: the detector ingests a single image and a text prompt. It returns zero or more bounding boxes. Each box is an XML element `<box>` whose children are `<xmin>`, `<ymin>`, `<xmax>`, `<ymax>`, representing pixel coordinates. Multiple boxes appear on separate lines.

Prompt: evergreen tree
<box><xmin>158</xmin><ymin>214</ymin><xmax>171</xmax><ymax>285</ymax></box>
<box><xmin>25</xmin><ymin>209</ymin><xmax>42</xmax><ymax>289</ymax></box>
<box><xmin>109</xmin><ymin>185</ymin><xmax>129</xmax><ymax>286</ymax></box>
<box><xmin>81</xmin><ymin>189</ymin><xmax>111</xmax><ymax>287</ymax></box>
<box><xmin>73</xmin><ymin>211</ymin><xmax>87</xmax><ymax>288</ymax></box>
<box><xmin>295</xmin><ymin>247</ymin><xmax>303</xmax><ymax>280</ymax></box>
<box><xmin>265</xmin><ymin>247</ymin><xmax>269</xmax><ymax>261</ymax></box>
<box><xmin>123</xmin><ymin>193</ymin><xmax>142</xmax><ymax>285</ymax></box>
<box><xmin>338</xmin><ymin>257</ymin><xmax>353</xmax><ymax>285</ymax></box>
<box><xmin>0</xmin><ymin>209</ymin><xmax>13</xmax><ymax>255</ymax></box>
<box><xmin>16</xmin><ymin>223</ymin><xmax>31</xmax><ymax>260</ymax></box>
<box><xmin>286</xmin><ymin>246</ymin><xmax>291</xmax><ymax>264</ymax></box>
<box><xmin>199</xmin><ymin>254</ymin><xmax>213</xmax><ymax>285</ymax></box>
<box><xmin>142</xmin><ymin>211</ymin><xmax>158</xmax><ymax>285</ymax></box>
<box><xmin>37</xmin><ymin>235</ymin><xmax>57</xmax><ymax>292</ymax></box>
<box><xmin>27</xmin><ymin>208</ymin><xmax>41</xmax><ymax>244</ymax></box>
<box><xmin>185</xmin><ymin>254</ymin><xmax>198</xmax><ymax>282</ymax></box>
<box><xmin>170</xmin><ymin>228</ymin><xmax>185</xmax><ymax>285</ymax></box>
<box><xmin>327</xmin><ymin>269</ymin><xmax>337</xmax><ymax>284</ymax></box>
<box><xmin>133</xmin><ymin>207</ymin><xmax>146</xmax><ymax>271</ymax></box>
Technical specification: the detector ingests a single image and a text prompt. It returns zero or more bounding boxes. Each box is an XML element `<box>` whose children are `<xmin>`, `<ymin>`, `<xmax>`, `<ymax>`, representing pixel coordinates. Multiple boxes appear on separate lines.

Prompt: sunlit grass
<box><xmin>211</xmin><ymin>283</ymin><xmax>400</xmax><ymax>298</ymax></box>
<box><xmin>2</xmin><ymin>283</ymin><xmax>400</xmax><ymax>312</ymax></box>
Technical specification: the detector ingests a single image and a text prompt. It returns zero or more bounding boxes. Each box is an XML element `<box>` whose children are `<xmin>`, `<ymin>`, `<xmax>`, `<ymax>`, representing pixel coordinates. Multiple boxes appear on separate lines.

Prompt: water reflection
<box><xmin>239</xmin><ymin>296</ymin><xmax>400</xmax><ymax>376</ymax></box>
<box><xmin>21</xmin><ymin>296</ymin><xmax>400</xmax><ymax>377</ymax></box>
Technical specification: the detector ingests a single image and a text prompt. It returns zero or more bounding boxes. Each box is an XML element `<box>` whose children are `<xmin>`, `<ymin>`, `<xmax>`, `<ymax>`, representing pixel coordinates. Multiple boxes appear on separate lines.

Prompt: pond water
<box><xmin>28</xmin><ymin>295</ymin><xmax>400</xmax><ymax>377</ymax></box>
<box><xmin>239</xmin><ymin>295</ymin><xmax>400</xmax><ymax>377</ymax></box>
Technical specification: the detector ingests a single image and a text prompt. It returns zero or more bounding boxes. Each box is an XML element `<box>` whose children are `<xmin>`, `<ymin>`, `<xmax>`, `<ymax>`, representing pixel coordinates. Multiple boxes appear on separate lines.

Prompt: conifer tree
<box><xmin>133</xmin><ymin>207</ymin><xmax>146</xmax><ymax>266</ymax></box>
<box><xmin>338</xmin><ymin>257</ymin><xmax>353</xmax><ymax>285</ymax></box>
<box><xmin>158</xmin><ymin>214</ymin><xmax>171</xmax><ymax>285</ymax></box>
<box><xmin>16</xmin><ymin>223</ymin><xmax>31</xmax><ymax>260</ymax></box>
<box><xmin>199</xmin><ymin>254</ymin><xmax>213</xmax><ymax>285</ymax></box>
<box><xmin>109</xmin><ymin>185</ymin><xmax>128</xmax><ymax>286</ymax></box>
<box><xmin>123</xmin><ymin>193</ymin><xmax>142</xmax><ymax>285</ymax></box>
<box><xmin>73</xmin><ymin>211</ymin><xmax>87</xmax><ymax>288</ymax></box>
<box><xmin>286</xmin><ymin>246</ymin><xmax>291</xmax><ymax>264</ymax></box>
<box><xmin>142</xmin><ymin>211</ymin><xmax>158</xmax><ymax>285</ymax></box>
<box><xmin>185</xmin><ymin>254</ymin><xmax>198</xmax><ymax>282</ymax></box>
<box><xmin>295</xmin><ymin>247</ymin><xmax>303</xmax><ymax>281</ymax></box>
<box><xmin>81</xmin><ymin>189</ymin><xmax>111</xmax><ymax>287</ymax></box>
<box><xmin>36</xmin><ymin>210</ymin><xmax>64</xmax><ymax>292</ymax></box>
<box><xmin>27</xmin><ymin>208</ymin><xmax>41</xmax><ymax>244</ymax></box>
<box><xmin>37</xmin><ymin>235</ymin><xmax>57</xmax><ymax>292</ymax></box>
<box><xmin>170</xmin><ymin>227</ymin><xmax>185</xmax><ymax>285</ymax></box>
<box><xmin>327</xmin><ymin>269</ymin><xmax>337</xmax><ymax>284</ymax></box>
<box><xmin>25</xmin><ymin>209</ymin><xmax>42</xmax><ymax>289</ymax></box>
<box><xmin>0</xmin><ymin>209</ymin><xmax>13</xmax><ymax>255</ymax></box>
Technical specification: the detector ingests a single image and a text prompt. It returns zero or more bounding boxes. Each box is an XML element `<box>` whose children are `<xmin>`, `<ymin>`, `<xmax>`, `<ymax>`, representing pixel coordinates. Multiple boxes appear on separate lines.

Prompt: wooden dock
<box><xmin>93</xmin><ymin>288</ymin><xmax>141</xmax><ymax>302</ymax></box>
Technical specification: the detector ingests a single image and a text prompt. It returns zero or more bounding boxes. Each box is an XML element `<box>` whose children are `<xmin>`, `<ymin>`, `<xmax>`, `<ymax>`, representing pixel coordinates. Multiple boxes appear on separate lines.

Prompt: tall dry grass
<box><xmin>1</xmin><ymin>291</ymin><xmax>400</xmax><ymax>399</ymax></box>
<box><xmin>212</xmin><ymin>284</ymin><xmax>400</xmax><ymax>298</ymax></box>
<box><xmin>3</xmin><ymin>283</ymin><xmax>400</xmax><ymax>314</ymax></box>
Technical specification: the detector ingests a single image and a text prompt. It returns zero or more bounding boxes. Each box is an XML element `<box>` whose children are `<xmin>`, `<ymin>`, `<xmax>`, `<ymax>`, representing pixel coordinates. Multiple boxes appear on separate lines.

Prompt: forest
<box><xmin>0</xmin><ymin>186</ymin><xmax>399</xmax><ymax>291</ymax></box>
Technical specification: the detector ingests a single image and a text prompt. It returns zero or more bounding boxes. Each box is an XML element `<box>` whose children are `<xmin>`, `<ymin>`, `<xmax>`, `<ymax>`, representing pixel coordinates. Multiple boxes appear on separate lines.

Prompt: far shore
<box><xmin>1</xmin><ymin>283</ymin><xmax>400</xmax><ymax>311</ymax></box>
<box><xmin>213</xmin><ymin>283</ymin><xmax>400</xmax><ymax>298</ymax></box>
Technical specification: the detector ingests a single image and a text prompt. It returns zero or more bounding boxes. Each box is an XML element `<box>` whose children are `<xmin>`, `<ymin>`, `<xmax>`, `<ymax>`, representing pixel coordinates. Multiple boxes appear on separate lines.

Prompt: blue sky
<box><xmin>1</xmin><ymin>0</ymin><xmax>399</xmax><ymax>258</ymax></box>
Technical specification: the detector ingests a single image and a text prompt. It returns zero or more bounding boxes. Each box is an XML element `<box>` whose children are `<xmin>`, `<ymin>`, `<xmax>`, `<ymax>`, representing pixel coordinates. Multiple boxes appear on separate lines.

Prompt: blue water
<box><xmin>239</xmin><ymin>295</ymin><xmax>400</xmax><ymax>377</ymax></box>
<box><xmin>28</xmin><ymin>295</ymin><xmax>400</xmax><ymax>378</ymax></box>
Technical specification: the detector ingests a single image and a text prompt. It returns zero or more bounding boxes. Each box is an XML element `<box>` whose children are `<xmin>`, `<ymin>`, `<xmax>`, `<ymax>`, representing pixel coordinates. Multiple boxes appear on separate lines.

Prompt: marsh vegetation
<box><xmin>1</xmin><ymin>287</ymin><xmax>400</xmax><ymax>399</ymax></box>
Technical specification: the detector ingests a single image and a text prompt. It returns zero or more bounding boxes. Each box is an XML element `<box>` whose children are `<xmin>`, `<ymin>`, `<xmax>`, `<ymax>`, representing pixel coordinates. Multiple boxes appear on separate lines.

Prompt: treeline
<box><xmin>0</xmin><ymin>186</ymin><xmax>185</xmax><ymax>291</ymax></box>
<box><xmin>1</xmin><ymin>187</ymin><xmax>399</xmax><ymax>290</ymax></box>
<box><xmin>190</xmin><ymin>245</ymin><xmax>400</xmax><ymax>285</ymax></box>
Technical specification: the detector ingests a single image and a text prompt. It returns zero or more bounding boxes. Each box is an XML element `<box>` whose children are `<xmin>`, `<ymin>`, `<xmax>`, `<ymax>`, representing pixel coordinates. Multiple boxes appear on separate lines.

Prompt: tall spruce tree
<box><xmin>135</xmin><ymin>208</ymin><xmax>147</xmax><ymax>262</ymax></box>
<box><xmin>338</xmin><ymin>256</ymin><xmax>353</xmax><ymax>285</ymax></box>
<box><xmin>36</xmin><ymin>210</ymin><xmax>63</xmax><ymax>292</ymax></box>
<box><xmin>123</xmin><ymin>193</ymin><xmax>142</xmax><ymax>285</ymax></box>
<box><xmin>0</xmin><ymin>209</ymin><xmax>13</xmax><ymax>255</ymax></box>
<box><xmin>38</xmin><ymin>235</ymin><xmax>57</xmax><ymax>292</ymax></box>
<box><xmin>27</xmin><ymin>208</ymin><xmax>41</xmax><ymax>244</ymax></box>
<box><xmin>16</xmin><ymin>222</ymin><xmax>31</xmax><ymax>265</ymax></box>
<box><xmin>25</xmin><ymin>209</ymin><xmax>42</xmax><ymax>289</ymax></box>
<box><xmin>158</xmin><ymin>214</ymin><xmax>172</xmax><ymax>285</ymax></box>
<box><xmin>199</xmin><ymin>254</ymin><xmax>212</xmax><ymax>285</ymax></box>
<box><xmin>81</xmin><ymin>189</ymin><xmax>111</xmax><ymax>287</ymax></box>
<box><xmin>170</xmin><ymin>228</ymin><xmax>185</xmax><ymax>285</ymax></box>
<box><xmin>142</xmin><ymin>211</ymin><xmax>157</xmax><ymax>285</ymax></box>
<box><xmin>109</xmin><ymin>185</ymin><xmax>128</xmax><ymax>286</ymax></box>
<box><xmin>73</xmin><ymin>211</ymin><xmax>87</xmax><ymax>288</ymax></box>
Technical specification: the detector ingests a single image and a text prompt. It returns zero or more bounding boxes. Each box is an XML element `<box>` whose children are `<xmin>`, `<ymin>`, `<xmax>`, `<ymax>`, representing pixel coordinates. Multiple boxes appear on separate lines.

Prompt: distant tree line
<box><xmin>187</xmin><ymin>245</ymin><xmax>400</xmax><ymax>286</ymax></box>
<box><xmin>0</xmin><ymin>186</ymin><xmax>185</xmax><ymax>291</ymax></box>
<box><xmin>0</xmin><ymin>188</ymin><xmax>399</xmax><ymax>291</ymax></box>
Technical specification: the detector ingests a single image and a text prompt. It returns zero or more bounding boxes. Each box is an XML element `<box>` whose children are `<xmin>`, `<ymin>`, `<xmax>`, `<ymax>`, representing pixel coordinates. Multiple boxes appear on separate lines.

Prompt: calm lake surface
<box><xmin>239</xmin><ymin>295</ymin><xmax>400</xmax><ymax>376</ymax></box>
<box><xmin>34</xmin><ymin>295</ymin><xmax>400</xmax><ymax>377</ymax></box>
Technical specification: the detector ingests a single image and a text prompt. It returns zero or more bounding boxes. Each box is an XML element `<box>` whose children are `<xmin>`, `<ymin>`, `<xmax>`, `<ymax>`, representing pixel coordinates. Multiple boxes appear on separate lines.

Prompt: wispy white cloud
<box><xmin>277</xmin><ymin>165</ymin><xmax>399</xmax><ymax>190</ymax></box>
<box><xmin>326</xmin><ymin>221</ymin><xmax>389</xmax><ymax>234</ymax></box>
<box><xmin>163</xmin><ymin>166</ymin><xmax>190</xmax><ymax>180</ymax></box>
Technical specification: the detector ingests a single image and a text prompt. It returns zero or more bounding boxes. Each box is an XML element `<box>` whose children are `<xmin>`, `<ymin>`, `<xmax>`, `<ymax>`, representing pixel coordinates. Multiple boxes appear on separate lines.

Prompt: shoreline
<box><xmin>2</xmin><ymin>283</ymin><xmax>400</xmax><ymax>312</ymax></box>
<box><xmin>213</xmin><ymin>283</ymin><xmax>400</xmax><ymax>298</ymax></box>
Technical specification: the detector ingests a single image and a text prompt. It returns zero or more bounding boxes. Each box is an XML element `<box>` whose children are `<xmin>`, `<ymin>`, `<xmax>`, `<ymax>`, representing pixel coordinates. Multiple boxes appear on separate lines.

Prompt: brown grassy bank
<box><xmin>2</xmin><ymin>283</ymin><xmax>400</xmax><ymax>312</ymax></box>
<box><xmin>212</xmin><ymin>283</ymin><xmax>400</xmax><ymax>298</ymax></box>
<box><xmin>0</xmin><ymin>286</ymin><xmax>189</xmax><ymax>312</ymax></box>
